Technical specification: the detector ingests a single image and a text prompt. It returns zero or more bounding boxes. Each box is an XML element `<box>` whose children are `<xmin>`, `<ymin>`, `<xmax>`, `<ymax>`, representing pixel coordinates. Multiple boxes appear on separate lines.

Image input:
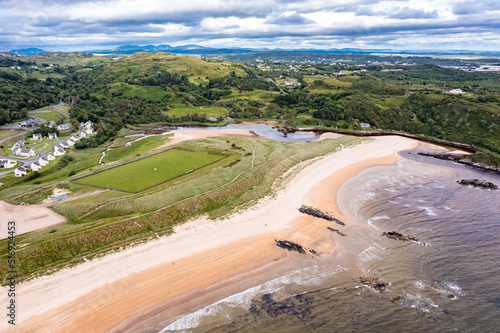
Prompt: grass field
<box><xmin>167</xmin><ymin>106</ymin><xmax>227</xmax><ymax>118</ymax></box>
<box><xmin>51</xmin><ymin>105</ymin><xmax>70</xmax><ymax>116</ymax></box>
<box><xmin>75</xmin><ymin>148</ymin><xmax>228</xmax><ymax>192</ymax></box>
<box><xmin>29</xmin><ymin>110</ymin><xmax>64</xmax><ymax>122</ymax></box>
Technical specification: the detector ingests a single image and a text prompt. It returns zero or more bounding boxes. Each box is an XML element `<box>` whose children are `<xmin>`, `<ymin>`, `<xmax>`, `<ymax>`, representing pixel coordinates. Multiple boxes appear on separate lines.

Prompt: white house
<box><xmin>71</xmin><ymin>135</ymin><xmax>80</xmax><ymax>142</ymax></box>
<box><xmin>14</xmin><ymin>167</ymin><xmax>27</xmax><ymax>177</ymax></box>
<box><xmin>57</xmin><ymin>123</ymin><xmax>70</xmax><ymax>131</ymax></box>
<box><xmin>11</xmin><ymin>139</ymin><xmax>27</xmax><ymax>151</ymax></box>
<box><xmin>60</xmin><ymin>141</ymin><xmax>70</xmax><ymax>149</ymax></box>
<box><xmin>54</xmin><ymin>147</ymin><xmax>66</xmax><ymax>156</ymax></box>
<box><xmin>445</xmin><ymin>88</ymin><xmax>465</xmax><ymax>94</ymax></box>
<box><xmin>79</xmin><ymin>131</ymin><xmax>88</xmax><ymax>139</ymax></box>
<box><xmin>0</xmin><ymin>159</ymin><xmax>16</xmax><ymax>169</ymax></box>
<box><xmin>30</xmin><ymin>161</ymin><xmax>42</xmax><ymax>172</ymax></box>
<box><xmin>284</xmin><ymin>81</ymin><xmax>301</xmax><ymax>87</ymax></box>
<box><xmin>32</xmin><ymin>133</ymin><xmax>43</xmax><ymax>141</ymax></box>
<box><xmin>48</xmin><ymin>133</ymin><xmax>58</xmax><ymax>140</ymax></box>
<box><xmin>359</xmin><ymin>123</ymin><xmax>371</xmax><ymax>128</ymax></box>
<box><xmin>85</xmin><ymin>127</ymin><xmax>94</xmax><ymax>135</ymax></box>
<box><xmin>84</xmin><ymin>120</ymin><xmax>92</xmax><ymax>129</ymax></box>
<box><xmin>38</xmin><ymin>157</ymin><xmax>49</xmax><ymax>166</ymax></box>
<box><xmin>47</xmin><ymin>152</ymin><xmax>56</xmax><ymax>160</ymax></box>
<box><xmin>65</xmin><ymin>139</ymin><xmax>75</xmax><ymax>147</ymax></box>
<box><xmin>19</xmin><ymin>148</ymin><xmax>36</xmax><ymax>158</ymax></box>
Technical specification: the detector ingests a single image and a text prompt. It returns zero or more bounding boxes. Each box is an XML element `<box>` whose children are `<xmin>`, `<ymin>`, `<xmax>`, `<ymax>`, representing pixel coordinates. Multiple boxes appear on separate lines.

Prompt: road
<box><xmin>0</xmin><ymin>122</ymin><xmax>84</xmax><ymax>178</ymax></box>
<box><xmin>268</xmin><ymin>78</ymin><xmax>288</xmax><ymax>95</ymax></box>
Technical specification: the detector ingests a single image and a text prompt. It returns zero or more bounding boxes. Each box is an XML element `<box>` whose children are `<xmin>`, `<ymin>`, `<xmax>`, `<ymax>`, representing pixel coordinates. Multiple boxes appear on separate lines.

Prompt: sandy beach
<box><xmin>0</xmin><ymin>200</ymin><xmax>66</xmax><ymax>239</ymax></box>
<box><xmin>1</xmin><ymin>134</ymin><xmax>452</xmax><ymax>332</ymax></box>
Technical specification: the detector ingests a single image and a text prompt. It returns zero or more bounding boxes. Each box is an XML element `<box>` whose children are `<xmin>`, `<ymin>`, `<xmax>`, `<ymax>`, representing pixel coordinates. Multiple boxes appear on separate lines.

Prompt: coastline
<box><xmin>1</xmin><ymin>135</ymin><xmax>438</xmax><ymax>332</ymax></box>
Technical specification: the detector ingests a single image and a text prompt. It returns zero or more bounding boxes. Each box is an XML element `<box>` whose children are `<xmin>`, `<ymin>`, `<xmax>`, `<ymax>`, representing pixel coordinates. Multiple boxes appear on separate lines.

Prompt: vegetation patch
<box><xmin>73</xmin><ymin>148</ymin><xmax>229</xmax><ymax>192</ymax></box>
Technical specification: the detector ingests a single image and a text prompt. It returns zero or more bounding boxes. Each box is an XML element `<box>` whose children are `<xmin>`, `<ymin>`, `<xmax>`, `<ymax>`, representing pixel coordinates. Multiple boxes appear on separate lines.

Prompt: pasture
<box><xmin>74</xmin><ymin>148</ymin><xmax>228</xmax><ymax>192</ymax></box>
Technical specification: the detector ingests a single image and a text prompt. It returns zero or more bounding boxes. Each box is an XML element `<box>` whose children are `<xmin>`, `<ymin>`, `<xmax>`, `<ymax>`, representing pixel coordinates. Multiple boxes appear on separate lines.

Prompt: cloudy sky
<box><xmin>1</xmin><ymin>0</ymin><xmax>500</xmax><ymax>52</ymax></box>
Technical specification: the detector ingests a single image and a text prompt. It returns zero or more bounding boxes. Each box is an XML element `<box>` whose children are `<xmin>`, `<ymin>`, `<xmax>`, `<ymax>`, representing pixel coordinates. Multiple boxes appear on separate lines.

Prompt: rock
<box><xmin>327</xmin><ymin>226</ymin><xmax>347</xmax><ymax>236</ymax></box>
<box><xmin>360</xmin><ymin>276</ymin><xmax>388</xmax><ymax>292</ymax></box>
<box><xmin>447</xmin><ymin>294</ymin><xmax>455</xmax><ymax>299</ymax></box>
<box><xmin>299</xmin><ymin>205</ymin><xmax>346</xmax><ymax>225</ymax></box>
<box><xmin>249</xmin><ymin>292</ymin><xmax>315</xmax><ymax>321</ymax></box>
<box><xmin>457</xmin><ymin>179</ymin><xmax>498</xmax><ymax>190</ymax></box>
<box><xmin>275</xmin><ymin>239</ymin><xmax>306</xmax><ymax>254</ymax></box>
<box><xmin>390</xmin><ymin>295</ymin><xmax>405</xmax><ymax>302</ymax></box>
<box><xmin>382</xmin><ymin>231</ymin><xmax>420</xmax><ymax>243</ymax></box>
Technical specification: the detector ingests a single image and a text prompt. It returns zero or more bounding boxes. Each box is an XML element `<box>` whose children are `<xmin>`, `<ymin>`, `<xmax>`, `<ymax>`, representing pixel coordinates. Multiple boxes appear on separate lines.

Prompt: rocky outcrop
<box><xmin>327</xmin><ymin>227</ymin><xmax>346</xmax><ymax>236</ymax></box>
<box><xmin>382</xmin><ymin>231</ymin><xmax>419</xmax><ymax>242</ymax></box>
<box><xmin>275</xmin><ymin>239</ymin><xmax>320</xmax><ymax>257</ymax></box>
<box><xmin>249</xmin><ymin>293</ymin><xmax>314</xmax><ymax>320</ymax></box>
<box><xmin>457</xmin><ymin>179</ymin><xmax>498</xmax><ymax>190</ymax></box>
<box><xmin>360</xmin><ymin>276</ymin><xmax>388</xmax><ymax>292</ymax></box>
<box><xmin>273</xmin><ymin>125</ymin><xmax>297</xmax><ymax>137</ymax></box>
<box><xmin>418</xmin><ymin>152</ymin><xmax>500</xmax><ymax>174</ymax></box>
<box><xmin>299</xmin><ymin>205</ymin><xmax>346</xmax><ymax>226</ymax></box>
<box><xmin>275</xmin><ymin>240</ymin><xmax>305</xmax><ymax>254</ymax></box>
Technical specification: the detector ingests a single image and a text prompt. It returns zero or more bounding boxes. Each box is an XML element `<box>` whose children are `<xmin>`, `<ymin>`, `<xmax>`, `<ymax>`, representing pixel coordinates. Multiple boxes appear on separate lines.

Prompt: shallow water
<box><xmin>154</xmin><ymin>151</ymin><xmax>500</xmax><ymax>333</ymax></box>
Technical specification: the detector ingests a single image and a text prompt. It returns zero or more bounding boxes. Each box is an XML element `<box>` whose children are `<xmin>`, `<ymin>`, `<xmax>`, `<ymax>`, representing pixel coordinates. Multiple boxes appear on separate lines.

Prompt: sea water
<box><xmin>157</xmin><ymin>150</ymin><xmax>500</xmax><ymax>332</ymax></box>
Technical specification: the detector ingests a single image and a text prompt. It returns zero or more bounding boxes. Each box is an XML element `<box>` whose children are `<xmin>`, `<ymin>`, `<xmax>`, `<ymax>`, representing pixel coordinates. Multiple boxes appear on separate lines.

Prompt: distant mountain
<box><xmin>10</xmin><ymin>48</ymin><xmax>47</xmax><ymax>55</ymax></box>
<box><xmin>82</xmin><ymin>44</ymin><xmax>500</xmax><ymax>57</ymax></box>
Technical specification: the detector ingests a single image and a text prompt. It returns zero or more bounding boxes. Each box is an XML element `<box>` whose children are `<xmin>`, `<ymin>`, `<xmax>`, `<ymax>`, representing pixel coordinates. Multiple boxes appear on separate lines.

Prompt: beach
<box><xmin>1</xmin><ymin>134</ymin><xmax>450</xmax><ymax>332</ymax></box>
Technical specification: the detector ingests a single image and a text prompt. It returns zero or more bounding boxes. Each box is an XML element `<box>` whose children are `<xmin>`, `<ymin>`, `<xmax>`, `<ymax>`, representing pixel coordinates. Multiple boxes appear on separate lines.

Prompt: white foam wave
<box><xmin>367</xmin><ymin>215</ymin><xmax>390</xmax><ymax>230</ymax></box>
<box><xmin>417</xmin><ymin>206</ymin><xmax>437</xmax><ymax>216</ymax></box>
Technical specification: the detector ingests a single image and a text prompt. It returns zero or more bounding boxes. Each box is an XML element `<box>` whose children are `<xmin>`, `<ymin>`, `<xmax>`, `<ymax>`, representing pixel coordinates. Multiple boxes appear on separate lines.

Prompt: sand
<box><xmin>1</xmin><ymin>135</ymin><xmax>445</xmax><ymax>332</ymax></box>
<box><xmin>157</xmin><ymin>129</ymin><xmax>264</xmax><ymax>149</ymax></box>
<box><xmin>0</xmin><ymin>200</ymin><xmax>66</xmax><ymax>239</ymax></box>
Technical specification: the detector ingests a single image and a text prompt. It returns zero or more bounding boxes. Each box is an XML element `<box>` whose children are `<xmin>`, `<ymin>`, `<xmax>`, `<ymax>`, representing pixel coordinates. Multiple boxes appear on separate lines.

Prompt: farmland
<box><xmin>75</xmin><ymin>148</ymin><xmax>228</xmax><ymax>192</ymax></box>
<box><xmin>166</xmin><ymin>106</ymin><xmax>226</xmax><ymax>118</ymax></box>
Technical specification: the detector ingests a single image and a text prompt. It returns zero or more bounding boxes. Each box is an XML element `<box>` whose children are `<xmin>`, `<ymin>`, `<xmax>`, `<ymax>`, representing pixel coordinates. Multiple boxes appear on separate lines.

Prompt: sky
<box><xmin>1</xmin><ymin>0</ymin><xmax>500</xmax><ymax>52</ymax></box>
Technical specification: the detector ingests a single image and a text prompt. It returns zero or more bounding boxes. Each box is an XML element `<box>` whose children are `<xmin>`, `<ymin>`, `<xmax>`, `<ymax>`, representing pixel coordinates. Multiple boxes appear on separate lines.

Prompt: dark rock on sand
<box><xmin>299</xmin><ymin>205</ymin><xmax>346</xmax><ymax>225</ymax></box>
<box><xmin>327</xmin><ymin>226</ymin><xmax>347</xmax><ymax>236</ymax></box>
<box><xmin>275</xmin><ymin>240</ymin><xmax>306</xmax><ymax>254</ymax></box>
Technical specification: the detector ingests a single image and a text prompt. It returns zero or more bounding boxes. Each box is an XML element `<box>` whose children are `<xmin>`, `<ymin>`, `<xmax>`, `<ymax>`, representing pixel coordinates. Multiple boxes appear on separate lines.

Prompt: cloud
<box><xmin>1</xmin><ymin>0</ymin><xmax>500</xmax><ymax>52</ymax></box>
<box><xmin>266</xmin><ymin>12</ymin><xmax>314</xmax><ymax>25</ymax></box>
<box><xmin>452</xmin><ymin>0</ymin><xmax>500</xmax><ymax>15</ymax></box>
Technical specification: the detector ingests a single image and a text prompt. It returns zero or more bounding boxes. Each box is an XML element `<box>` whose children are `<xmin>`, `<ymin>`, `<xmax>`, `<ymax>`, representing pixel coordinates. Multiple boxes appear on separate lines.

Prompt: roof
<box><xmin>16</xmin><ymin>167</ymin><xmax>26</xmax><ymax>172</ymax></box>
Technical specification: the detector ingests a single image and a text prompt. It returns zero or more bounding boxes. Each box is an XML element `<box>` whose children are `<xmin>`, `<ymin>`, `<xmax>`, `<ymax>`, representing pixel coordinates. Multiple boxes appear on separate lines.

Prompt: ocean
<box><xmin>158</xmin><ymin>150</ymin><xmax>500</xmax><ymax>332</ymax></box>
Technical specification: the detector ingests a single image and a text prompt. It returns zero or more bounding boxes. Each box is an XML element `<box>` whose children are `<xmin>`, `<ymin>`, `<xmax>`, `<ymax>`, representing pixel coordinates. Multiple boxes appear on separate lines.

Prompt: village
<box><xmin>0</xmin><ymin>117</ymin><xmax>95</xmax><ymax>178</ymax></box>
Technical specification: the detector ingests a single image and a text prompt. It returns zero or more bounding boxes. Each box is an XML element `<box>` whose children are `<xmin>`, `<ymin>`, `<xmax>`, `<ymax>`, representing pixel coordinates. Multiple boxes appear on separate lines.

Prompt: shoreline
<box><xmin>2</xmin><ymin>135</ymin><xmax>439</xmax><ymax>332</ymax></box>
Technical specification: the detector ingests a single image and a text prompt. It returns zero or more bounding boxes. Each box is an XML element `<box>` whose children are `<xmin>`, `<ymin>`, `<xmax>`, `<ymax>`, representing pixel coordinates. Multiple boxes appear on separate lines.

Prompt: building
<box><xmin>359</xmin><ymin>123</ymin><xmax>371</xmax><ymax>128</ymax></box>
<box><xmin>0</xmin><ymin>159</ymin><xmax>16</xmax><ymax>169</ymax></box>
<box><xmin>38</xmin><ymin>157</ymin><xmax>49</xmax><ymax>166</ymax></box>
<box><xmin>71</xmin><ymin>135</ymin><xmax>80</xmax><ymax>142</ymax></box>
<box><xmin>11</xmin><ymin>139</ymin><xmax>27</xmax><ymax>152</ymax></box>
<box><xmin>47</xmin><ymin>152</ymin><xmax>56</xmax><ymax>160</ymax></box>
<box><xmin>32</xmin><ymin>133</ymin><xmax>43</xmax><ymax>141</ymax></box>
<box><xmin>284</xmin><ymin>81</ymin><xmax>301</xmax><ymax>87</ymax></box>
<box><xmin>30</xmin><ymin>161</ymin><xmax>42</xmax><ymax>171</ymax></box>
<box><xmin>54</xmin><ymin>147</ymin><xmax>66</xmax><ymax>156</ymax></box>
<box><xmin>48</xmin><ymin>133</ymin><xmax>58</xmax><ymax>140</ymax></box>
<box><xmin>60</xmin><ymin>141</ymin><xmax>70</xmax><ymax>149</ymax></box>
<box><xmin>84</xmin><ymin>120</ymin><xmax>93</xmax><ymax>129</ymax></box>
<box><xmin>444</xmin><ymin>88</ymin><xmax>465</xmax><ymax>94</ymax></box>
<box><xmin>19</xmin><ymin>118</ymin><xmax>39</xmax><ymax>127</ymax></box>
<box><xmin>14</xmin><ymin>167</ymin><xmax>27</xmax><ymax>177</ymax></box>
<box><xmin>79</xmin><ymin>131</ymin><xmax>88</xmax><ymax>139</ymax></box>
<box><xmin>57</xmin><ymin>123</ymin><xmax>70</xmax><ymax>131</ymax></box>
<box><xmin>85</xmin><ymin>127</ymin><xmax>94</xmax><ymax>135</ymax></box>
<box><xmin>66</xmin><ymin>138</ymin><xmax>75</xmax><ymax>147</ymax></box>
<box><xmin>18</xmin><ymin>148</ymin><xmax>36</xmax><ymax>158</ymax></box>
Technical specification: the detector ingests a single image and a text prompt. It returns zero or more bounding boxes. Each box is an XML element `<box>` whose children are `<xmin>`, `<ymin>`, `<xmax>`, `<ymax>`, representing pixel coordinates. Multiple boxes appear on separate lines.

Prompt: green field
<box><xmin>29</xmin><ymin>110</ymin><xmax>64</xmax><ymax>122</ymax></box>
<box><xmin>75</xmin><ymin>148</ymin><xmax>227</xmax><ymax>192</ymax></box>
<box><xmin>167</xmin><ymin>106</ymin><xmax>226</xmax><ymax>118</ymax></box>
